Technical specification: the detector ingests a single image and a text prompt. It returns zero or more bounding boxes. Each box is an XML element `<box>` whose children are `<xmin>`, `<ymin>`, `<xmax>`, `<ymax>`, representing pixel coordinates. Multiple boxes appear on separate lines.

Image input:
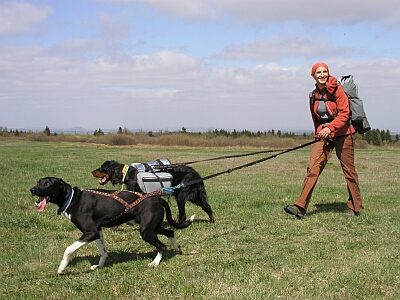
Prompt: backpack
<box><xmin>309</xmin><ymin>75</ymin><xmax>371</xmax><ymax>134</ymax></box>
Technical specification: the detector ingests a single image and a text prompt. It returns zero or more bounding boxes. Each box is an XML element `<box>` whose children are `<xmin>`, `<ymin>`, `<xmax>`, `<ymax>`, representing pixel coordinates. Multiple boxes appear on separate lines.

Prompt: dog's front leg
<box><xmin>58</xmin><ymin>240</ymin><xmax>88</xmax><ymax>274</ymax></box>
<box><xmin>90</xmin><ymin>230</ymin><xmax>108</xmax><ymax>271</ymax></box>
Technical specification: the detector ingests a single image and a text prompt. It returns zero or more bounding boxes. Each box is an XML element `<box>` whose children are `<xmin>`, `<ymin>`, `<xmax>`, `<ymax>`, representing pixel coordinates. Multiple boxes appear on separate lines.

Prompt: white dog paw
<box><xmin>148</xmin><ymin>262</ymin><xmax>159</xmax><ymax>267</ymax></box>
<box><xmin>90</xmin><ymin>264</ymin><xmax>101</xmax><ymax>271</ymax></box>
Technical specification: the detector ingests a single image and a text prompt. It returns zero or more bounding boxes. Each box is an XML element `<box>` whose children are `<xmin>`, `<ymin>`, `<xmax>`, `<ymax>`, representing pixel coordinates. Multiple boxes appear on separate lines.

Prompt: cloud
<box><xmin>222</xmin><ymin>0</ymin><xmax>400</xmax><ymax>25</ymax></box>
<box><xmin>214</xmin><ymin>36</ymin><xmax>352</xmax><ymax>61</ymax></box>
<box><xmin>105</xmin><ymin>0</ymin><xmax>400</xmax><ymax>26</ymax></box>
<box><xmin>1</xmin><ymin>41</ymin><xmax>399</xmax><ymax>131</ymax></box>
<box><xmin>97</xmin><ymin>11</ymin><xmax>132</xmax><ymax>40</ymax></box>
<box><xmin>102</xmin><ymin>0</ymin><xmax>223</xmax><ymax>21</ymax></box>
<box><xmin>0</xmin><ymin>1</ymin><xmax>53</xmax><ymax>37</ymax></box>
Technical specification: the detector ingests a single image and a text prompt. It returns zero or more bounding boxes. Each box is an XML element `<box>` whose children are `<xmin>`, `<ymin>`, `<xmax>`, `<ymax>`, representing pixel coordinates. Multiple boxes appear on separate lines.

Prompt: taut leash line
<box><xmin>162</xmin><ymin>139</ymin><xmax>321</xmax><ymax>191</ymax></box>
<box><xmin>152</xmin><ymin>148</ymin><xmax>286</xmax><ymax>170</ymax></box>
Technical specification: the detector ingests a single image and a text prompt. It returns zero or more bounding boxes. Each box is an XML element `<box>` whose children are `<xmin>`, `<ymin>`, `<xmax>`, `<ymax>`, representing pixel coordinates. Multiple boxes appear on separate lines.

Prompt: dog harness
<box><xmin>84</xmin><ymin>189</ymin><xmax>164</xmax><ymax>226</ymax></box>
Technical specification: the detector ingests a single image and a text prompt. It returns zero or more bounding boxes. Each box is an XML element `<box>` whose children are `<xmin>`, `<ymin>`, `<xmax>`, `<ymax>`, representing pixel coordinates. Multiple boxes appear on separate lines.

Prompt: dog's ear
<box><xmin>56</xmin><ymin>177</ymin><xmax>65</xmax><ymax>188</ymax></box>
<box><xmin>102</xmin><ymin>160</ymin><xmax>118</xmax><ymax>173</ymax></box>
<box><xmin>101</xmin><ymin>160</ymin><xmax>114</xmax><ymax>169</ymax></box>
<box><xmin>110</xmin><ymin>164</ymin><xmax>123</xmax><ymax>185</ymax></box>
<box><xmin>56</xmin><ymin>178</ymin><xmax>70</xmax><ymax>196</ymax></box>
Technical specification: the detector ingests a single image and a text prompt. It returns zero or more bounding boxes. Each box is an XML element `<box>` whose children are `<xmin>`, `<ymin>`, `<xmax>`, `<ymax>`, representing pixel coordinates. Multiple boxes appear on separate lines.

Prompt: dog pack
<box><xmin>130</xmin><ymin>158</ymin><xmax>173</xmax><ymax>193</ymax></box>
<box><xmin>310</xmin><ymin>75</ymin><xmax>371</xmax><ymax>134</ymax></box>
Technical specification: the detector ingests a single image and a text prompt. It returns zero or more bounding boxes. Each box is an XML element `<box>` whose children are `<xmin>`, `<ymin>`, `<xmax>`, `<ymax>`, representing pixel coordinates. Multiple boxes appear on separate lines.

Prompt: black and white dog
<box><xmin>92</xmin><ymin>160</ymin><xmax>214</xmax><ymax>223</ymax></box>
<box><xmin>30</xmin><ymin>177</ymin><xmax>194</xmax><ymax>274</ymax></box>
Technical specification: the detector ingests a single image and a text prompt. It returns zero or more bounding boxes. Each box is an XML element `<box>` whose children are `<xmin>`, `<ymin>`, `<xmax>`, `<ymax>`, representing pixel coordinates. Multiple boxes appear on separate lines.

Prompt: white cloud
<box><xmin>109</xmin><ymin>0</ymin><xmax>400</xmax><ymax>26</ymax></box>
<box><xmin>103</xmin><ymin>0</ymin><xmax>223</xmax><ymax>20</ymax></box>
<box><xmin>97</xmin><ymin>11</ymin><xmax>132</xmax><ymax>40</ymax></box>
<box><xmin>2</xmin><ymin>40</ymin><xmax>397</xmax><ymax>131</ymax></box>
<box><xmin>214</xmin><ymin>36</ymin><xmax>352</xmax><ymax>61</ymax></box>
<box><xmin>0</xmin><ymin>1</ymin><xmax>53</xmax><ymax>37</ymax></box>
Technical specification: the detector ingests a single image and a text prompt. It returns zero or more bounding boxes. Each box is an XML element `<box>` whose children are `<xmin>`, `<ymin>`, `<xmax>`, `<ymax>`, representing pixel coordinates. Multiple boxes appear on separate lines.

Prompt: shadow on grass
<box><xmin>308</xmin><ymin>202</ymin><xmax>348</xmax><ymax>216</ymax></box>
<box><xmin>68</xmin><ymin>248</ymin><xmax>181</xmax><ymax>272</ymax></box>
<box><xmin>64</xmin><ymin>219</ymin><xmax>211</xmax><ymax>274</ymax></box>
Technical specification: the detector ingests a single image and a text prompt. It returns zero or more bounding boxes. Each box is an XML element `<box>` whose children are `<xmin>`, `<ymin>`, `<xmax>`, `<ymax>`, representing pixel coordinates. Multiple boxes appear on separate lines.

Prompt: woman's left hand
<box><xmin>318</xmin><ymin>127</ymin><xmax>331</xmax><ymax>139</ymax></box>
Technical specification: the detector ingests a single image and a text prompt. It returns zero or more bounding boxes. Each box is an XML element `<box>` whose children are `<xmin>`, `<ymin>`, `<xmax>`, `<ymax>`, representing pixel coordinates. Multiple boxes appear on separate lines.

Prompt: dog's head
<box><xmin>30</xmin><ymin>177</ymin><xmax>71</xmax><ymax>212</ymax></box>
<box><xmin>92</xmin><ymin>160</ymin><xmax>124</xmax><ymax>186</ymax></box>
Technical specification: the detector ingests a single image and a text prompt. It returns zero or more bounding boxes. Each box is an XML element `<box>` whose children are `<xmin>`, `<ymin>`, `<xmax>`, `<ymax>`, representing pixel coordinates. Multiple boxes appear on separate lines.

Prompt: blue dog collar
<box><xmin>57</xmin><ymin>188</ymin><xmax>74</xmax><ymax>215</ymax></box>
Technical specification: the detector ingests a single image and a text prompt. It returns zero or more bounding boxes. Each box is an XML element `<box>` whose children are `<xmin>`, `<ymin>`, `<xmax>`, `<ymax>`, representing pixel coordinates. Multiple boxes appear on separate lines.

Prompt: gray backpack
<box><xmin>338</xmin><ymin>75</ymin><xmax>371</xmax><ymax>134</ymax></box>
<box><xmin>310</xmin><ymin>75</ymin><xmax>371</xmax><ymax>134</ymax></box>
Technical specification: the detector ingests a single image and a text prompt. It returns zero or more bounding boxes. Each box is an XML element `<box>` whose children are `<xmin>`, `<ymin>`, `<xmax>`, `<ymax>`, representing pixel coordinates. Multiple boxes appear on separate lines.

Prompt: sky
<box><xmin>1</xmin><ymin>0</ymin><xmax>399</xmax><ymax>133</ymax></box>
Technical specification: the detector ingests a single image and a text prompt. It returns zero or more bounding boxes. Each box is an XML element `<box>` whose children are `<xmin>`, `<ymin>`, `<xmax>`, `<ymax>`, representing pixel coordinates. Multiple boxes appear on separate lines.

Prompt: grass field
<box><xmin>1</xmin><ymin>140</ymin><xmax>399</xmax><ymax>299</ymax></box>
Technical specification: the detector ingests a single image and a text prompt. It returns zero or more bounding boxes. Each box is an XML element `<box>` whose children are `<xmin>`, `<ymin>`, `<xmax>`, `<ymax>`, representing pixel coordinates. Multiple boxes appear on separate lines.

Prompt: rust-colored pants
<box><xmin>294</xmin><ymin>135</ymin><xmax>363</xmax><ymax>212</ymax></box>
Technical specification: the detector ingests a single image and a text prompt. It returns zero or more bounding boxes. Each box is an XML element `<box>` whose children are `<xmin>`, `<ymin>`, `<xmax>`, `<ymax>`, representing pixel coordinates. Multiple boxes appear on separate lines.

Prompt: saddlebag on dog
<box><xmin>135</xmin><ymin>172</ymin><xmax>173</xmax><ymax>193</ymax></box>
<box><xmin>131</xmin><ymin>158</ymin><xmax>173</xmax><ymax>193</ymax></box>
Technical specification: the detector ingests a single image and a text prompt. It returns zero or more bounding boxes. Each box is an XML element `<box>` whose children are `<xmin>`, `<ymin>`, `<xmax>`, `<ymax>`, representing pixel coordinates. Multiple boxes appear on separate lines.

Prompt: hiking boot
<box><xmin>284</xmin><ymin>205</ymin><xmax>306</xmax><ymax>219</ymax></box>
<box><xmin>342</xmin><ymin>209</ymin><xmax>360</xmax><ymax>217</ymax></box>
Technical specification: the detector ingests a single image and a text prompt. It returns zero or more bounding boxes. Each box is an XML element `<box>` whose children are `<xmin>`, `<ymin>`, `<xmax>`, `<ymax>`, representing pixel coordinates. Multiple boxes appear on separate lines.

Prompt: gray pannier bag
<box><xmin>130</xmin><ymin>158</ymin><xmax>173</xmax><ymax>193</ymax></box>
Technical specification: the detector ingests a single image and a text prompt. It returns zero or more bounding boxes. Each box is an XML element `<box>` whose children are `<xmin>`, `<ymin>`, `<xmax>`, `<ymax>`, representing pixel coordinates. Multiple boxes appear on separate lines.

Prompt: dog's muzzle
<box><xmin>30</xmin><ymin>187</ymin><xmax>49</xmax><ymax>212</ymax></box>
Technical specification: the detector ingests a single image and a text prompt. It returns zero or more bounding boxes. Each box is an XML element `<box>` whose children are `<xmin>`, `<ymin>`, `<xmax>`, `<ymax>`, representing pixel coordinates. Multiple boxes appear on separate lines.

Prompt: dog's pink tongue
<box><xmin>36</xmin><ymin>198</ymin><xmax>47</xmax><ymax>212</ymax></box>
<box><xmin>99</xmin><ymin>177</ymin><xmax>107</xmax><ymax>184</ymax></box>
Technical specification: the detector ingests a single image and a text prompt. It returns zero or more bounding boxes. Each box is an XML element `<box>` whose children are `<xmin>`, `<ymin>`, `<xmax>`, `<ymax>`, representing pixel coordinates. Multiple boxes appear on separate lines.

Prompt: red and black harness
<box><xmin>83</xmin><ymin>189</ymin><xmax>164</xmax><ymax>226</ymax></box>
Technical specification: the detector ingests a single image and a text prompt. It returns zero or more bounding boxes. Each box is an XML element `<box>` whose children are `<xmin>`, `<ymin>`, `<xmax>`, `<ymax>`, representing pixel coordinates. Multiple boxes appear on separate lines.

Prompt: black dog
<box><xmin>30</xmin><ymin>177</ymin><xmax>194</xmax><ymax>274</ymax></box>
<box><xmin>92</xmin><ymin>160</ymin><xmax>214</xmax><ymax>223</ymax></box>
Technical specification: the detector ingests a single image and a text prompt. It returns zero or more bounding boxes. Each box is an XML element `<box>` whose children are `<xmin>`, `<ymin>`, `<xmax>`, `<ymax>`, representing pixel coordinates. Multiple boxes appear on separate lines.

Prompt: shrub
<box><xmin>106</xmin><ymin>134</ymin><xmax>138</xmax><ymax>146</ymax></box>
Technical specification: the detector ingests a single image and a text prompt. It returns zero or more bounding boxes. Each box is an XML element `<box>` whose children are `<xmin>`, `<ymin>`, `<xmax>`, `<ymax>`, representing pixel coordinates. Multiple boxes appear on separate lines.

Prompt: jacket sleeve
<box><xmin>325</xmin><ymin>85</ymin><xmax>350</xmax><ymax>135</ymax></box>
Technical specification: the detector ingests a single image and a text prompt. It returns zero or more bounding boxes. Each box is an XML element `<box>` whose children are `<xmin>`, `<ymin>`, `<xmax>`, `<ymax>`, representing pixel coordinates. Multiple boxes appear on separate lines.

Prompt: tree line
<box><xmin>0</xmin><ymin>125</ymin><xmax>398</xmax><ymax>146</ymax></box>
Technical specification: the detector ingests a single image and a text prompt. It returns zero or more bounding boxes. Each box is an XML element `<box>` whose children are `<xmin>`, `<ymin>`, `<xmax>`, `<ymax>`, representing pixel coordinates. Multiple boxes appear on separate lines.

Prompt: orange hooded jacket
<box><xmin>310</xmin><ymin>76</ymin><xmax>355</xmax><ymax>138</ymax></box>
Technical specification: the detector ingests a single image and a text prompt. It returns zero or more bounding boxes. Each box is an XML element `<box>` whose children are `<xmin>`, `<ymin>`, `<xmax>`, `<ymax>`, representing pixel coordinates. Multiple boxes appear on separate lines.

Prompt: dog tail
<box><xmin>161</xmin><ymin>199</ymin><xmax>195</xmax><ymax>229</ymax></box>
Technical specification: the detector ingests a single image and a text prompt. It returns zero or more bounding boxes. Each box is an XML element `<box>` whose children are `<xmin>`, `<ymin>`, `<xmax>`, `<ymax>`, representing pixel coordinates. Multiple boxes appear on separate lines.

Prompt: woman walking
<box><xmin>284</xmin><ymin>62</ymin><xmax>363</xmax><ymax>219</ymax></box>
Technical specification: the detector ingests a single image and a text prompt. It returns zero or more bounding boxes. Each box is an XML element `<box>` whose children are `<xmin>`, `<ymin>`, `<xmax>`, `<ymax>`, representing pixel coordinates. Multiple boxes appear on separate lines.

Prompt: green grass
<box><xmin>1</xmin><ymin>140</ymin><xmax>399</xmax><ymax>299</ymax></box>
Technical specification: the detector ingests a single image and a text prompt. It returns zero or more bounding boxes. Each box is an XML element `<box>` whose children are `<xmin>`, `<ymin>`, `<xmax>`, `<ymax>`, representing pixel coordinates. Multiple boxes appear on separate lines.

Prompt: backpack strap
<box><xmin>309</xmin><ymin>89</ymin><xmax>316</xmax><ymax>105</ymax></box>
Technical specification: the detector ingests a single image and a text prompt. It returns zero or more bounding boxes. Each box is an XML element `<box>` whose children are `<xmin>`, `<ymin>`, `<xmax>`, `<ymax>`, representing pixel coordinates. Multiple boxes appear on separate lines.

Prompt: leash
<box><xmin>84</xmin><ymin>189</ymin><xmax>164</xmax><ymax>226</ymax></box>
<box><xmin>162</xmin><ymin>139</ymin><xmax>321</xmax><ymax>192</ymax></box>
<box><xmin>151</xmin><ymin>148</ymin><xmax>287</xmax><ymax>170</ymax></box>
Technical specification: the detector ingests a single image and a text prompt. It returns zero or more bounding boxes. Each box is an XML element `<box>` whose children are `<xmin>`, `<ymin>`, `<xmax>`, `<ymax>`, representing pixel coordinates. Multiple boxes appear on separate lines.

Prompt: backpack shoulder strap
<box><xmin>328</xmin><ymin>86</ymin><xmax>338</xmax><ymax>102</ymax></box>
<box><xmin>309</xmin><ymin>89</ymin><xmax>316</xmax><ymax>105</ymax></box>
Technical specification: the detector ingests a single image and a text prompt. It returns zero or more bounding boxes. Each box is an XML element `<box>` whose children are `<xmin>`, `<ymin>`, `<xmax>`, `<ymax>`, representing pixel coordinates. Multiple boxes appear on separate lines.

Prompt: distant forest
<box><xmin>0</xmin><ymin>125</ymin><xmax>398</xmax><ymax>148</ymax></box>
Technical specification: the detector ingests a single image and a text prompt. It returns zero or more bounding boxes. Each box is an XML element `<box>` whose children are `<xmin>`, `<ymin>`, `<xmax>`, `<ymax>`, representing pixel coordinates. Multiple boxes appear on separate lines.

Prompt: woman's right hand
<box><xmin>318</xmin><ymin>127</ymin><xmax>331</xmax><ymax>139</ymax></box>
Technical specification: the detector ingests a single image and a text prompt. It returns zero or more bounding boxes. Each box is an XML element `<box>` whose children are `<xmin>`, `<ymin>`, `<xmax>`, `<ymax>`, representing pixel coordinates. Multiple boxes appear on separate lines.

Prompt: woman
<box><xmin>284</xmin><ymin>62</ymin><xmax>363</xmax><ymax>219</ymax></box>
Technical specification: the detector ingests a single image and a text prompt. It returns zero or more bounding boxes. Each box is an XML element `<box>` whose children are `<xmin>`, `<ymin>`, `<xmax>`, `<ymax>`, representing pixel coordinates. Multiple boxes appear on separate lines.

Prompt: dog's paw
<box><xmin>90</xmin><ymin>264</ymin><xmax>102</xmax><ymax>271</ymax></box>
<box><xmin>148</xmin><ymin>252</ymin><xmax>162</xmax><ymax>267</ymax></box>
<box><xmin>148</xmin><ymin>261</ymin><xmax>160</xmax><ymax>267</ymax></box>
<box><xmin>57</xmin><ymin>268</ymin><xmax>65</xmax><ymax>275</ymax></box>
